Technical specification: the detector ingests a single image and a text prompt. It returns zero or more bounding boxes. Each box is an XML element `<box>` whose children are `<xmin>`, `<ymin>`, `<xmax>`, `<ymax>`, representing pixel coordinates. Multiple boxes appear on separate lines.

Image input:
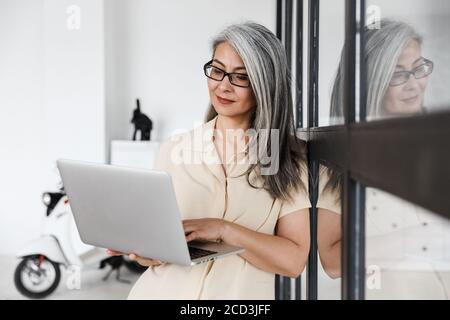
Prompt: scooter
<box><xmin>14</xmin><ymin>184</ymin><xmax>146</xmax><ymax>299</ymax></box>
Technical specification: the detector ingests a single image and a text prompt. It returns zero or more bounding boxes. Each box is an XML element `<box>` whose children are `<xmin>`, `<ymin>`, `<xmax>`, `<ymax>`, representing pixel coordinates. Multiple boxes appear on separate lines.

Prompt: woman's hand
<box><xmin>106</xmin><ymin>249</ymin><xmax>164</xmax><ymax>267</ymax></box>
<box><xmin>183</xmin><ymin>218</ymin><xmax>228</xmax><ymax>242</ymax></box>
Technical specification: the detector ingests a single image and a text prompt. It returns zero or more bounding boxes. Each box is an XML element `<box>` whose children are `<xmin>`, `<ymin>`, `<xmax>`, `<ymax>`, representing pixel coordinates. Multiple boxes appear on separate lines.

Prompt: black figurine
<box><xmin>131</xmin><ymin>99</ymin><xmax>153</xmax><ymax>141</ymax></box>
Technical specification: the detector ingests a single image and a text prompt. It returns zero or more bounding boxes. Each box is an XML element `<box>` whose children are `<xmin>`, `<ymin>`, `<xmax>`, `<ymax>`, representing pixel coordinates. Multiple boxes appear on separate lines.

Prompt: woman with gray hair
<box><xmin>318</xmin><ymin>19</ymin><xmax>434</xmax><ymax>279</ymax></box>
<box><xmin>108</xmin><ymin>22</ymin><xmax>311</xmax><ymax>299</ymax></box>
<box><xmin>330</xmin><ymin>19</ymin><xmax>433</xmax><ymax>123</ymax></box>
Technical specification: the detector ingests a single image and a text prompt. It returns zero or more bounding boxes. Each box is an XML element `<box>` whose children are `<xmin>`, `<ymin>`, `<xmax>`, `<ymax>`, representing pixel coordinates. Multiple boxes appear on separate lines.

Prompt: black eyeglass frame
<box><xmin>203</xmin><ymin>60</ymin><xmax>251</xmax><ymax>88</ymax></box>
<box><xmin>389</xmin><ymin>58</ymin><xmax>434</xmax><ymax>87</ymax></box>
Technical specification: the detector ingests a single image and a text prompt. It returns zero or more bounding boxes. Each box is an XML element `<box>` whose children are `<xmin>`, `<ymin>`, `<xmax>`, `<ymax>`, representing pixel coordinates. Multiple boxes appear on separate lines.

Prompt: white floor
<box><xmin>3</xmin><ymin>254</ymin><xmax>450</xmax><ymax>300</ymax></box>
<box><xmin>0</xmin><ymin>255</ymin><xmax>140</xmax><ymax>300</ymax></box>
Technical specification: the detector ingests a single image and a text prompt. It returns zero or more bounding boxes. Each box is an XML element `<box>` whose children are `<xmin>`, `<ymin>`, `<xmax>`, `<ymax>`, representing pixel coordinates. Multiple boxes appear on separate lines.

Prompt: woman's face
<box><xmin>382</xmin><ymin>40</ymin><xmax>428</xmax><ymax>116</ymax></box>
<box><xmin>207</xmin><ymin>42</ymin><xmax>256</xmax><ymax>119</ymax></box>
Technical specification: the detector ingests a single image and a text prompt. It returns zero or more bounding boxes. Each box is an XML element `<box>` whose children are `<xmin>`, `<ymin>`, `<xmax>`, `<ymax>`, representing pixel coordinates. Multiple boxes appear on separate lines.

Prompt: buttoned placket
<box><xmin>194</xmin><ymin>118</ymin><xmax>251</xmax><ymax>299</ymax></box>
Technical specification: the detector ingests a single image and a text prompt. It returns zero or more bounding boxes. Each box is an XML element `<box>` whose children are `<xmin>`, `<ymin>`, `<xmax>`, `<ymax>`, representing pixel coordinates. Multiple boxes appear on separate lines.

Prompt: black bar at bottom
<box><xmin>307</xmin><ymin>159</ymin><xmax>319</xmax><ymax>300</ymax></box>
<box><xmin>295</xmin><ymin>276</ymin><xmax>302</xmax><ymax>300</ymax></box>
<box><xmin>342</xmin><ymin>177</ymin><xmax>365</xmax><ymax>299</ymax></box>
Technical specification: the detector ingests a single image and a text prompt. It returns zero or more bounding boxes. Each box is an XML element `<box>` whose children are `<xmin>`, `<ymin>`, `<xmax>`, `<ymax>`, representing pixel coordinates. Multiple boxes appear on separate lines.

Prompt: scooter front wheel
<box><xmin>14</xmin><ymin>255</ymin><xmax>61</xmax><ymax>299</ymax></box>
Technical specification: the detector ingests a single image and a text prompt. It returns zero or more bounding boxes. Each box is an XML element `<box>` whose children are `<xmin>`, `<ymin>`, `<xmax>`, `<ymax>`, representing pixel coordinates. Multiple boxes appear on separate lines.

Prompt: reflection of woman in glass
<box><xmin>318</xmin><ymin>20</ymin><xmax>434</xmax><ymax>279</ymax></box>
<box><xmin>330</xmin><ymin>19</ymin><xmax>434</xmax><ymax>123</ymax></box>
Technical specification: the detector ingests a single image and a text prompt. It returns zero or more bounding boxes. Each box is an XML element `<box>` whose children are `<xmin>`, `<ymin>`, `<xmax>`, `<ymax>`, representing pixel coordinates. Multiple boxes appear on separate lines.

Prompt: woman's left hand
<box><xmin>128</xmin><ymin>253</ymin><xmax>164</xmax><ymax>267</ymax></box>
<box><xmin>106</xmin><ymin>249</ymin><xmax>164</xmax><ymax>267</ymax></box>
<box><xmin>183</xmin><ymin>218</ymin><xmax>228</xmax><ymax>242</ymax></box>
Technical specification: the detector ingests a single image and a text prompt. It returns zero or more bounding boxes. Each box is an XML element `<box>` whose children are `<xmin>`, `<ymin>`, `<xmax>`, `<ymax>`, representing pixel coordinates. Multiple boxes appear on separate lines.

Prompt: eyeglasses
<box><xmin>203</xmin><ymin>60</ymin><xmax>251</xmax><ymax>88</ymax></box>
<box><xmin>389</xmin><ymin>58</ymin><xmax>434</xmax><ymax>87</ymax></box>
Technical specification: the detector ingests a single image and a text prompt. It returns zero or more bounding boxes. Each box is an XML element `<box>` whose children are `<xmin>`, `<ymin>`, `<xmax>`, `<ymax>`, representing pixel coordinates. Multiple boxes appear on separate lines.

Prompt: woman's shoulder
<box><xmin>317</xmin><ymin>164</ymin><xmax>341</xmax><ymax>214</ymax></box>
<box><xmin>156</xmin><ymin>121</ymin><xmax>214</xmax><ymax>165</ymax></box>
<box><xmin>154</xmin><ymin>132</ymin><xmax>189</xmax><ymax>170</ymax></box>
<box><xmin>288</xmin><ymin>134</ymin><xmax>307</xmax><ymax>154</ymax></box>
<box><xmin>287</xmin><ymin>135</ymin><xmax>307</xmax><ymax>169</ymax></box>
<box><xmin>160</xmin><ymin>122</ymin><xmax>211</xmax><ymax>152</ymax></box>
<box><xmin>159</xmin><ymin>132</ymin><xmax>187</xmax><ymax>151</ymax></box>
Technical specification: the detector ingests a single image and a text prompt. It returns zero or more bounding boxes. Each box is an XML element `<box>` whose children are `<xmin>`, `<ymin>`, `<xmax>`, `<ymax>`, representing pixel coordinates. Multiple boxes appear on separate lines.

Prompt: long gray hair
<box><xmin>327</xmin><ymin>19</ymin><xmax>423</xmax><ymax>194</ymax></box>
<box><xmin>205</xmin><ymin>22</ymin><xmax>306</xmax><ymax>201</ymax></box>
<box><xmin>330</xmin><ymin>19</ymin><xmax>423</xmax><ymax>123</ymax></box>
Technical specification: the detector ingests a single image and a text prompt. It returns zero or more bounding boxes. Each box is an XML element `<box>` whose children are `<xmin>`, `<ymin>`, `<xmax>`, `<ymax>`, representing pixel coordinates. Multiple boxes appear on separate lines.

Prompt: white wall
<box><xmin>43</xmin><ymin>0</ymin><xmax>106</xmax><ymax>168</ymax></box>
<box><xmin>104</xmin><ymin>0</ymin><xmax>276</xmax><ymax>151</ymax></box>
<box><xmin>318</xmin><ymin>0</ymin><xmax>345</xmax><ymax>126</ymax></box>
<box><xmin>0</xmin><ymin>0</ymin><xmax>46</xmax><ymax>254</ymax></box>
<box><xmin>0</xmin><ymin>0</ymin><xmax>106</xmax><ymax>254</ymax></box>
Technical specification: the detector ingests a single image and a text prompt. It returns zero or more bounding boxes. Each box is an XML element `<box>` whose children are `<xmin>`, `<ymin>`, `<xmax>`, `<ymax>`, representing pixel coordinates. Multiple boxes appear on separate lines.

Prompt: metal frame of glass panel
<box><xmin>303</xmin><ymin>0</ymin><xmax>450</xmax><ymax>300</ymax></box>
<box><xmin>275</xmin><ymin>0</ymin><xmax>304</xmax><ymax>300</ymax></box>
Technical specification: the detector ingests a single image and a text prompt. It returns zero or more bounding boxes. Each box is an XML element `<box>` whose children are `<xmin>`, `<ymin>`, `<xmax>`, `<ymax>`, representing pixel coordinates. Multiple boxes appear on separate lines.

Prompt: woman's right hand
<box><xmin>106</xmin><ymin>249</ymin><xmax>164</xmax><ymax>267</ymax></box>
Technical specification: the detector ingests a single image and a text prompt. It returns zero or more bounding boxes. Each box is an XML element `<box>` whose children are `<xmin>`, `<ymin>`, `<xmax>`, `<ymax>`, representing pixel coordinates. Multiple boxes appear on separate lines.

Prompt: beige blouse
<box><xmin>127</xmin><ymin>116</ymin><xmax>311</xmax><ymax>299</ymax></box>
<box><xmin>315</xmin><ymin>166</ymin><xmax>450</xmax><ymax>273</ymax></box>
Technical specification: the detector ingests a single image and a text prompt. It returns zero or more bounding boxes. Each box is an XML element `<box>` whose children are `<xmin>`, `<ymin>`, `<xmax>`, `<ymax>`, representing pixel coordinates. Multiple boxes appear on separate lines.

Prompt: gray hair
<box><xmin>205</xmin><ymin>22</ymin><xmax>306</xmax><ymax>201</ymax></box>
<box><xmin>330</xmin><ymin>19</ymin><xmax>423</xmax><ymax>122</ymax></box>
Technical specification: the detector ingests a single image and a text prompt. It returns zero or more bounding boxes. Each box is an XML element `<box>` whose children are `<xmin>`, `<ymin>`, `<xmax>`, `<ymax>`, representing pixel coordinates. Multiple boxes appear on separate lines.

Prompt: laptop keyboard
<box><xmin>188</xmin><ymin>246</ymin><xmax>217</xmax><ymax>259</ymax></box>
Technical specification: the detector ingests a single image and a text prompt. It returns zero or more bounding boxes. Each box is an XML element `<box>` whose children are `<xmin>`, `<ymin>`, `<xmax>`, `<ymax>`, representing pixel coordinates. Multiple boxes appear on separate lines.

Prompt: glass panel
<box><xmin>363</xmin><ymin>0</ymin><xmax>450</xmax><ymax>121</ymax></box>
<box><xmin>317</xmin><ymin>165</ymin><xmax>342</xmax><ymax>299</ymax></box>
<box><xmin>365</xmin><ymin>188</ymin><xmax>450</xmax><ymax>299</ymax></box>
<box><xmin>318</xmin><ymin>0</ymin><xmax>346</xmax><ymax>126</ymax></box>
<box><xmin>302</xmin><ymin>0</ymin><xmax>309</xmax><ymax>127</ymax></box>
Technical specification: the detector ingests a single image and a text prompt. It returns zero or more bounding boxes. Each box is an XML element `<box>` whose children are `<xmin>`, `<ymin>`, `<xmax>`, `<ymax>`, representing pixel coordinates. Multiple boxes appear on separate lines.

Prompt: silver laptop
<box><xmin>56</xmin><ymin>159</ymin><xmax>244</xmax><ymax>266</ymax></box>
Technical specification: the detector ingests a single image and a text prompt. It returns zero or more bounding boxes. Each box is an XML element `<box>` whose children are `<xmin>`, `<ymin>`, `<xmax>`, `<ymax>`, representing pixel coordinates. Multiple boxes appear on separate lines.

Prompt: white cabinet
<box><xmin>110</xmin><ymin>140</ymin><xmax>160</xmax><ymax>169</ymax></box>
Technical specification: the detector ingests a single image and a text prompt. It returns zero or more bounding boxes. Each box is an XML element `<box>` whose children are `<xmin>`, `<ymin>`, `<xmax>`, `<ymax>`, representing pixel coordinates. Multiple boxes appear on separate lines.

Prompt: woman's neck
<box><xmin>215</xmin><ymin>114</ymin><xmax>251</xmax><ymax>137</ymax></box>
<box><xmin>213</xmin><ymin>114</ymin><xmax>251</xmax><ymax>161</ymax></box>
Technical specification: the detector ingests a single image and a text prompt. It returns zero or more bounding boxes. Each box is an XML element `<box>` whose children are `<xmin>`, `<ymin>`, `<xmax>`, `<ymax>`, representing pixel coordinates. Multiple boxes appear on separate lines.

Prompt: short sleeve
<box><xmin>316</xmin><ymin>165</ymin><xmax>341</xmax><ymax>215</ymax></box>
<box><xmin>279</xmin><ymin>162</ymin><xmax>311</xmax><ymax>219</ymax></box>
